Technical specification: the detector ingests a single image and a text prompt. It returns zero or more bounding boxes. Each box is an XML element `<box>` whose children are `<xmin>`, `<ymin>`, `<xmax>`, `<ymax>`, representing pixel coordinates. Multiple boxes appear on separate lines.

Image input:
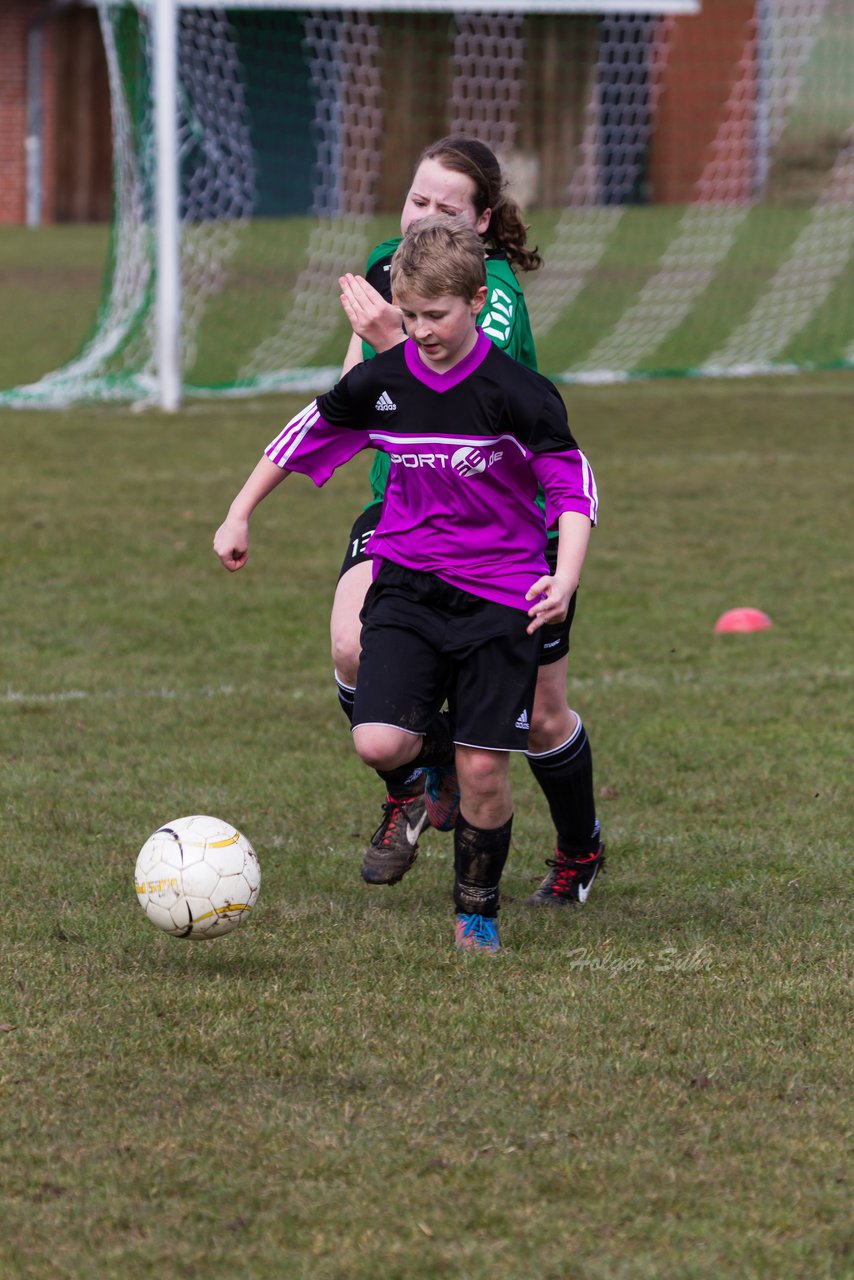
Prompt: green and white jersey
<box><xmin>362</xmin><ymin>237</ymin><xmax>538</xmax><ymax>506</ymax></box>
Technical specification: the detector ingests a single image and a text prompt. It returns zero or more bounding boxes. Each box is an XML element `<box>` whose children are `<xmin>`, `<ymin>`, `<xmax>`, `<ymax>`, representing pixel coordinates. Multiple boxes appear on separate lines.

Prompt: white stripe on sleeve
<box><xmin>265</xmin><ymin>401</ymin><xmax>321</xmax><ymax>468</ymax></box>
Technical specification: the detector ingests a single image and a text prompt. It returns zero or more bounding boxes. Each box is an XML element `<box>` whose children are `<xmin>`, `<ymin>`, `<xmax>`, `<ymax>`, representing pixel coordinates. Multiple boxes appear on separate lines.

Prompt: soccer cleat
<box><xmin>424</xmin><ymin>765</ymin><xmax>460</xmax><ymax>831</ymax></box>
<box><xmin>526</xmin><ymin>843</ymin><xmax>605</xmax><ymax>907</ymax></box>
<box><xmin>455</xmin><ymin>912</ymin><xmax>500</xmax><ymax>953</ymax></box>
<box><xmin>360</xmin><ymin>794</ymin><xmax>429</xmax><ymax>886</ymax></box>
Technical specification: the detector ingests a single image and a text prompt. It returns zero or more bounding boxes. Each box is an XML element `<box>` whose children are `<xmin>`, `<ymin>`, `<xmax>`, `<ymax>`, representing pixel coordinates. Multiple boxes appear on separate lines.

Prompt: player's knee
<box><xmin>330</xmin><ymin>628</ymin><xmax>360</xmax><ymax>688</ymax></box>
<box><xmin>352</xmin><ymin>724</ymin><xmax>415</xmax><ymax>773</ymax></box>
<box><xmin>529</xmin><ymin>684</ymin><xmax>577</xmax><ymax>753</ymax></box>
<box><xmin>528</xmin><ymin>707</ymin><xmax>577</xmax><ymax>753</ymax></box>
<box><xmin>456</xmin><ymin>749</ymin><xmax>508</xmax><ymax>810</ymax></box>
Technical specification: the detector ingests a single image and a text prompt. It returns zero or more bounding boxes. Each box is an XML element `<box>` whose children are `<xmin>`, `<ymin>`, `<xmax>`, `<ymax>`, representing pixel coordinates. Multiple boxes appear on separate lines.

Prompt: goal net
<box><xmin>4</xmin><ymin>0</ymin><xmax>853</xmax><ymax>407</ymax></box>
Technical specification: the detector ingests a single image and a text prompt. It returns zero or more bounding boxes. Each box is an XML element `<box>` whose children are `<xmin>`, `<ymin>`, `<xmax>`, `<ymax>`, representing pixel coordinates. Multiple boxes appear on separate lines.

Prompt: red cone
<box><xmin>714</xmin><ymin>607</ymin><xmax>773</xmax><ymax>634</ymax></box>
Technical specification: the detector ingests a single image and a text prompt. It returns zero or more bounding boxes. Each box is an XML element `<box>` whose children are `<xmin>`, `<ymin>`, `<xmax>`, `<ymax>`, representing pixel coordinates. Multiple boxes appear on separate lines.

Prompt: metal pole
<box><xmin>154</xmin><ymin>0</ymin><xmax>182</xmax><ymax>410</ymax></box>
<box><xmin>754</xmin><ymin>0</ymin><xmax>771</xmax><ymax>197</ymax></box>
<box><xmin>25</xmin><ymin>22</ymin><xmax>43</xmax><ymax>228</ymax></box>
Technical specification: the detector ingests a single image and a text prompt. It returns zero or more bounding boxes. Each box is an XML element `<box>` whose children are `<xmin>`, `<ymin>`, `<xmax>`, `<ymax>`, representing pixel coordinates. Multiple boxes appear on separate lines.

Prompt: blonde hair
<box><xmin>390</xmin><ymin>214</ymin><xmax>486</xmax><ymax>303</ymax></box>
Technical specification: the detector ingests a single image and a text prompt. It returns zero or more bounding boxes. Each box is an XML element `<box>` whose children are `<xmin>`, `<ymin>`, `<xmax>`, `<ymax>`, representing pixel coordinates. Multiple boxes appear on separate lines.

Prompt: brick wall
<box><xmin>0</xmin><ymin>1</ymin><xmax>38</xmax><ymax>223</ymax></box>
<box><xmin>0</xmin><ymin>0</ymin><xmax>109</xmax><ymax>225</ymax></box>
<box><xmin>648</xmin><ymin>0</ymin><xmax>758</xmax><ymax>205</ymax></box>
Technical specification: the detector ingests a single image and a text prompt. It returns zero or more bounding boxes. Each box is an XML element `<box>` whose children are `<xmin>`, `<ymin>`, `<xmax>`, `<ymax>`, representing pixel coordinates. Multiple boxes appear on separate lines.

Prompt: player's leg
<box><xmin>525</xmin><ymin>582</ymin><xmax>604</xmax><ymax>907</ymax></box>
<box><xmin>452</xmin><ymin>746</ymin><xmax>512</xmax><ymax>954</ymax></box>
<box><xmin>527</xmin><ymin>654</ymin><xmax>577</xmax><ymax>752</ymax></box>
<box><xmin>331</xmin><ymin>558</ymin><xmax>373</xmax><ymax>692</ymax></box>
<box><xmin>331</xmin><ymin>511</ymin><xmax>430</xmax><ymax>870</ymax></box>
<box><xmin>352</xmin><ymin>572</ymin><xmax>455</xmax><ymax>886</ymax></box>
<box><xmin>331</xmin><ymin>505</ymin><xmax>379</xmax><ymax>696</ymax></box>
<box><xmin>449</xmin><ymin>600</ymin><xmax>539</xmax><ymax>953</ymax></box>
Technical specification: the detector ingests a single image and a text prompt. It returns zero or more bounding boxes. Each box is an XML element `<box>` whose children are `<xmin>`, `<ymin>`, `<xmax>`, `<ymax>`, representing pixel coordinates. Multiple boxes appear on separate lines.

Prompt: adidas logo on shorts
<box><xmin>515</xmin><ymin>709</ymin><xmax>530</xmax><ymax>730</ymax></box>
<box><xmin>375</xmin><ymin>391</ymin><xmax>396</xmax><ymax>412</ymax></box>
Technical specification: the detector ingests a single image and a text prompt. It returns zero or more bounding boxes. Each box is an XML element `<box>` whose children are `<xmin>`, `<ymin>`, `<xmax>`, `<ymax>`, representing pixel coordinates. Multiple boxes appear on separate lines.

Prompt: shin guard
<box><xmin>453</xmin><ymin>814</ymin><xmax>513</xmax><ymax>918</ymax></box>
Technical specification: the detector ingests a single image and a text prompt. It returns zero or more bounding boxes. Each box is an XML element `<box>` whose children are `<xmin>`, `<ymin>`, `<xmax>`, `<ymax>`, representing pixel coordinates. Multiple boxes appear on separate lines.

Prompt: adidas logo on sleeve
<box><xmin>375</xmin><ymin>391</ymin><xmax>397</xmax><ymax>412</ymax></box>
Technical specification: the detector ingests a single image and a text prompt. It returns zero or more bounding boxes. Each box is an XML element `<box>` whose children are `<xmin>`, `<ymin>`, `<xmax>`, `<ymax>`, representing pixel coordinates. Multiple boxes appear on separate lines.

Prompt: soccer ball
<box><xmin>134</xmin><ymin>815</ymin><xmax>261</xmax><ymax>940</ymax></box>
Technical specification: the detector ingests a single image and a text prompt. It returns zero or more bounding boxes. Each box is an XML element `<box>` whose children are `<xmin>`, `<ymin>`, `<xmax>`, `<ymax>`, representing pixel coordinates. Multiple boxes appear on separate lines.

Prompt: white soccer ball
<box><xmin>134</xmin><ymin>815</ymin><xmax>261</xmax><ymax>940</ymax></box>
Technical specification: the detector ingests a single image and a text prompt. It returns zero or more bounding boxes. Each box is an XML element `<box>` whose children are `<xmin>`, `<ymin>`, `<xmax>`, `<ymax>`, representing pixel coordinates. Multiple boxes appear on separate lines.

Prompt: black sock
<box><xmin>381</xmin><ymin>706</ymin><xmax>458</xmax><ymax>793</ymax></box>
<box><xmin>375</xmin><ymin>710</ymin><xmax>454</xmax><ymax>800</ymax></box>
<box><xmin>453</xmin><ymin>813</ymin><xmax>513</xmax><ymax>918</ymax></box>
<box><xmin>409</xmin><ymin>709</ymin><xmax>455</xmax><ymax>770</ymax></box>
<box><xmin>525</xmin><ymin>716</ymin><xmax>600</xmax><ymax>856</ymax></box>
<box><xmin>377</xmin><ymin>763</ymin><xmax>424</xmax><ymax>800</ymax></box>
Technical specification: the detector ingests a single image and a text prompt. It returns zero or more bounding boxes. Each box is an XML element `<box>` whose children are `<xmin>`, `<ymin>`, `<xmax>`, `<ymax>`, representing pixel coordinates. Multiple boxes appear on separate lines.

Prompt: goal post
<box><xmin>3</xmin><ymin>0</ymin><xmax>852</xmax><ymax>410</ymax></box>
<box><xmin>153</xmin><ymin>0</ymin><xmax>181</xmax><ymax>411</ymax></box>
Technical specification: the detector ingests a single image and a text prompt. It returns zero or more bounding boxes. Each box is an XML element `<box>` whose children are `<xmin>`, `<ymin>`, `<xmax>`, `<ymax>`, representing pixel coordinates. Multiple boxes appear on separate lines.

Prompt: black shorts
<box><xmin>340</xmin><ymin>510</ymin><xmax>576</xmax><ymax>666</ymax></box>
<box><xmin>338</xmin><ymin>505</ymin><xmax>381</xmax><ymax>578</ymax></box>
<box><xmin>538</xmin><ymin>539</ymin><xmax>576</xmax><ymax>667</ymax></box>
<box><xmin>353</xmin><ymin>561</ymin><xmax>539</xmax><ymax>752</ymax></box>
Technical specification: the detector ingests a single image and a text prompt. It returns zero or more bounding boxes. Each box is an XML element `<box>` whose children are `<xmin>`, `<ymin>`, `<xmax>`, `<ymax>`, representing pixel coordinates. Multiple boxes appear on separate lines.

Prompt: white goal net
<box><xmin>3</xmin><ymin>0</ymin><xmax>852</xmax><ymax>407</ymax></box>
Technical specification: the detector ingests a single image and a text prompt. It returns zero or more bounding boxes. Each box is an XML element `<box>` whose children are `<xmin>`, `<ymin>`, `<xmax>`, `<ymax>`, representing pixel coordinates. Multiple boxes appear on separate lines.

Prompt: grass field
<box><xmin>1</xmin><ymin>225</ymin><xmax>852</xmax><ymax>1277</ymax></box>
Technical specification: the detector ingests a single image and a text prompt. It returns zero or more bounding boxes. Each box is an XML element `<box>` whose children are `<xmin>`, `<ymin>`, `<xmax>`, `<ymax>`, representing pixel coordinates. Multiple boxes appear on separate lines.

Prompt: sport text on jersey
<box><xmin>392</xmin><ymin>447</ymin><xmax>504</xmax><ymax>477</ymax></box>
<box><xmin>376</xmin><ymin>443</ymin><xmax>506</xmax><ymax>477</ymax></box>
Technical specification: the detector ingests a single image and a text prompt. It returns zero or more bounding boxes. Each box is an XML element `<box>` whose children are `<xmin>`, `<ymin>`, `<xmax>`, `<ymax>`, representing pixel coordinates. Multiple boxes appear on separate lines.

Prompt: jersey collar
<box><xmin>403</xmin><ymin>329</ymin><xmax>492</xmax><ymax>392</ymax></box>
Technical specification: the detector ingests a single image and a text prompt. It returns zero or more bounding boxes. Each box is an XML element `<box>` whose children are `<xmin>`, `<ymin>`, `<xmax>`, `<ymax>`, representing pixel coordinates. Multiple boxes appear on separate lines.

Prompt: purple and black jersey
<box><xmin>265</xmin><ymin>331</ymin><xmax>597</xmax><ymax>612</ymax></box>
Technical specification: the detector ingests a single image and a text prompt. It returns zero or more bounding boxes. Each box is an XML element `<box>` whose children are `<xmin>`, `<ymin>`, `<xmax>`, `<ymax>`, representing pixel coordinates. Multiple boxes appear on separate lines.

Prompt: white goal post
<box><xmin>153</xmin><ymin>0</ymin><xmax>181</xmax><ymax>410</ymax></box>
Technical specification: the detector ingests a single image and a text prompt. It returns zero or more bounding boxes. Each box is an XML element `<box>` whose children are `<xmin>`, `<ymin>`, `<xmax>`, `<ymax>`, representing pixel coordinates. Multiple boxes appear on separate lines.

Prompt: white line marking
<box><xmin>3</xmin><ymin>666</ymin><xmax>850</xmax><ymax>708</ymax></box>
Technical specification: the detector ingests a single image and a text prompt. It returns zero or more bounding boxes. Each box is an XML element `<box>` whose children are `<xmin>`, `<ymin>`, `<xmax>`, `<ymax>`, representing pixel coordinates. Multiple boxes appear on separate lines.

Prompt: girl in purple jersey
<box><xmin>214</xmin><ymin>217</ymin><xmax>597</xmax><ymax>952</ymax></box>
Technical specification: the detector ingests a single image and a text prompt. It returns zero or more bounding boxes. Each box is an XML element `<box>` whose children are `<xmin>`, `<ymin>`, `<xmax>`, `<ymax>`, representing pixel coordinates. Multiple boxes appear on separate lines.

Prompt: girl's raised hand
<box><xmin>339</xmin><ymin>273</ymin><xmax>405</xmax><ymax>352</ymax></box>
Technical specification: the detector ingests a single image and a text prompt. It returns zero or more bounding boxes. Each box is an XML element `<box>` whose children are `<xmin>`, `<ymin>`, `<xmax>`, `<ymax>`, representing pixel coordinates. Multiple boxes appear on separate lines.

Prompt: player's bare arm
<box><xmin>339</xmin><ymin>272</ymin><xmax>405</xmax><ymax>356</ymax></box>
<box><xmin>213</xmin><ymin>455</ymin><xmax>289</xmax><ymax>571</ymax></box>
<box><xmin>525</xmin><ymin>510</ymin><xmax>592</xmax><ymax>635</ymax></box>
<box><xmin>340</xmin><ymin>330</ymin><xmax>365</xmax><ymax>378</ymax></box>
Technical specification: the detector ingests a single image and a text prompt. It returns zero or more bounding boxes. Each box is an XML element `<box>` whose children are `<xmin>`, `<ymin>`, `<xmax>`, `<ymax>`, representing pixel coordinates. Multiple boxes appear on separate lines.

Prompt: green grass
<box><xmin>1</xmin><ymin>368</ymin><xmax>851</xmax><ymax>1277</ymax></box>
<box><xmin>0</xmin><ymin>225</ymin><xmax>109</xmax><ymax>387</ymax></box>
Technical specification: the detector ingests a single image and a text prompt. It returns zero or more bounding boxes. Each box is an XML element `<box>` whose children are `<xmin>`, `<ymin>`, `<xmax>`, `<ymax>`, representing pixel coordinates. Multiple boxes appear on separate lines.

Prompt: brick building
<box><xmin>0</xmin><ymin>1</ymin><xmax>757</xmax><ymax>227</ymax></box>
<box><xmin>0</xmin><ymin>0</ymin><xmax>110</xmax><ymax>225</ymax></box>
